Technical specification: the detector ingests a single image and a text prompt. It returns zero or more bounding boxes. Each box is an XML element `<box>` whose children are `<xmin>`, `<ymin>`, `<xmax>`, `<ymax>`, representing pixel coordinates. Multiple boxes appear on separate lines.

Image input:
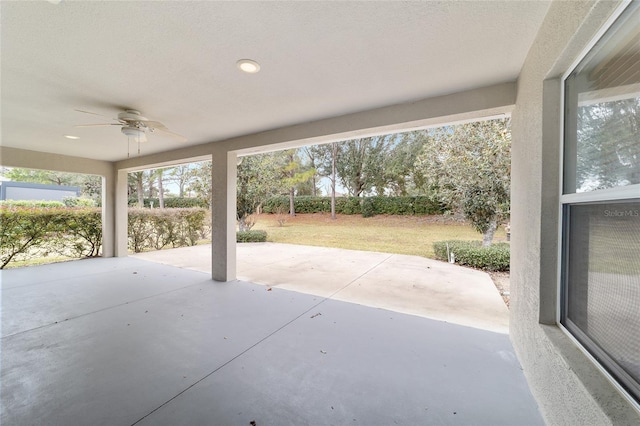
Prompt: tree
<box><xmin>187</xmin><ymin>161</ymin><xmax>213</xmax><ymax>205</ymax></box>
<box><xmin>129</xmin><ymin>171</ymin><xmax>145</xmax><ymax>207</ymax></box>
<box><xmin>281</xmin><ymin>149</ymin><xmax>315</xmax><ymax>216</ymax></box>
<box><xmin>167</xmin><ymin>165</ymin><xmax>194</xmax><ymax>198</ymax></box>
<box><xmin>300</xmin><ymin>146</ymin><xmax>323</xmax><ymax>196</ymax></box>
<box><xmin>236</xmin><ymin>153</ymin><xmax>287</xmax><ymax>231</ymax></box>
<box><xmin>308</xmin><ymin>143</ymin><xmax>339</xmax><ymax>219</ymax></box>
<box><xmin>414</xmin><ymin>119</ymin><xmax>511</xmax><ymax>246</ymax></box>
<box><xmin>329</xmin><ymin>142</ymin><xmax>338</xmax><ymax>219</ymax></box>
<box><xmin>383</xmin><ymin>132</ymin><xmax>424</xmax><ymax>196</ymax></box>
<box><xmin>155</xmin><ymin>169</ymin><xmax>165</xmax><ymax>208</ymax></box>
<box><xmin>335</xmin><ymin>136</ymin><xmax>389</xmax><ymax>196</ymax></box>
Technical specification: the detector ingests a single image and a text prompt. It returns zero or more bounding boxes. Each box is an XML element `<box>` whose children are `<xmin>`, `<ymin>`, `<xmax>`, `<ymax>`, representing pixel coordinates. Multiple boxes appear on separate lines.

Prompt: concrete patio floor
<box><xmin>1</xmin><ymin>254</ymin><xmax>543</xmax><ymax>425</ymax></box>
<box><xmin>135</xmin><ymin>243</ymin><xmax>510</xmax><ymax>334</ymax></box>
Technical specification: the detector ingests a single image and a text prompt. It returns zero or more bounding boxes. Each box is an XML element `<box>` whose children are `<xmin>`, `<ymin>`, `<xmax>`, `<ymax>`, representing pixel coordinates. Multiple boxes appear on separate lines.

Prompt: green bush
<box><xmin>262</xmin><ymin>195</ymin><xmax>444</xmax><ymax>216</ymax></box>
<box><xmin>0</xmin><ymin>206</ymin><xmax>103</xmax><ymax>268</ymax></box>
<box><xmin>55</xmin><ymin>208</ymin><xmax>103</xmax><ymax>257</ymax></box>
<box><xmin>128</xmin><ymin>197</ymin><xmax>208</xmax><ymax>208</ymax></box>
<box><xmin>0</xmin><ymin>200</ymin><xmax>65</xmax><ymax>208</ymax></box>
<box><xmin>127</xmin><ymin>208</ymin><xmax>207</xmax><ymax>253</ymax></box>
<box><xmin>337</xmin><ymin>197</ymin><xmax>362</xmax><ymax>215</ymax></box>
<box><xmin>62</xmin><ymin>197</ymin><xmax>96</xmax><ymax>207</ymax></box>
<box><xmin>361</xmin><ymin>197</ymin><xmax>375</xmax><ymax>218</ymax></box>
<box><xmin>236</xmin><ymin>230</ymin><xmax>267</xmax><ymax>242</ymax></box>
<box><xmin>0</xmin><ymin>205</ymin><xmax>209</xmax><ymax>267</ymax></box>
<box><xmin>432</xmin><ymin>240</ymin><xmax>510</xmax><ymax>271</ymax></box>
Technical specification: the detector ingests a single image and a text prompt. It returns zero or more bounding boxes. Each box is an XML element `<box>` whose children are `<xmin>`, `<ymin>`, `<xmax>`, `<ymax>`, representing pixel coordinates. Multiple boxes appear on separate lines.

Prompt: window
<box><xmin>561</xmin><ymin>1</ymin><xmax>640</xmax><ymax>404</ymax></box>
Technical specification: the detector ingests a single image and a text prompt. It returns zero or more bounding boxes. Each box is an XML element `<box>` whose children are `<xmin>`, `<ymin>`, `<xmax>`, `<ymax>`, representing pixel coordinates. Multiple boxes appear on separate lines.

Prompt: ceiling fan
<box><xmin>75</xmin><ymin>109</ymin><xmax>187</xmax><ymax>144</ymax></box>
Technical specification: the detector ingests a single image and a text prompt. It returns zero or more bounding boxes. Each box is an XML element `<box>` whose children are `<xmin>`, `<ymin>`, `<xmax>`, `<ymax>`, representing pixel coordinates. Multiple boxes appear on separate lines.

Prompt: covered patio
<box><xmin>1</xmin><ymin>257</ymin><xmax>542</xmax><ymax>425</ymax></box>
<box><xmin>3</xmin><ymin>0</ymin><xmax>640</xmax><ymax>424</ymax></box>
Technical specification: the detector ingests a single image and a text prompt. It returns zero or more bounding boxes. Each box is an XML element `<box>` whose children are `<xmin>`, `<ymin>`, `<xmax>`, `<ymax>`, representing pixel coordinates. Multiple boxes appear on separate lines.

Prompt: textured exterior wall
<box><xmin>511</xmin><ymin>0</ymin><xmax>640</xmax><ymax>424</ymax></box>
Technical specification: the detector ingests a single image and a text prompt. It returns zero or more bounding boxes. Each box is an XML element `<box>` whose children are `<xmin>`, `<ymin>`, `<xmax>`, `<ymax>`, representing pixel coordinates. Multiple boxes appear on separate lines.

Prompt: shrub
<box><xmin>0</xmin><ymin>205</ymin><xmax>209</xmax><ymax>267</ymax></box>
<box><xmin>128</xmin><ymin>197</ymin><xmax>208</xmax><ymax>208</ymax></box>
<box><xmin>361</xmin><ymin>195</ymin><xmax>445</xmax><ymax>216</ymax></box>
<box><xmin>262</xmin><ymin>195</ymin><xmax>445</xmax><ymax>216</ymax></box>
<box><xmin>432</xmin><ymin>240</ymin><xmax>510</xmax><ymax>271</ymax></box>
<box><xmin>236</xmin><ymin>230</ymin><xmax>267</xmax><ymax>243</ymax></box>
<box><xmin>361</xmin><ymin>197</ymin><xmax>375</xmax><ymax>218</ymax></box>
<box><xmin>0</xmin><ymin>200</ymin><xmax>65</xmax><ymax>208</ymax></box>
<box><xmin>62</xmin><ymin>197</ymin><xmax>96</xmax><ymax>207</ymax></box>
<box><xmin>55</xmin><ymin>208</ymin><xmax>103</xmax><ymax>257</ymax></box>
<box><xmin>0</xmin><ymin>206</ymin><xmax>103</xmax><ymax>268</ymax></box>
<box><xmin>127</xmin><ymin>208</ymin><xmax>207</xmax><ymax>253</ymax></box>
<box><xmin>1</xmin><ymin>206</ymin><xmax>61</xmax><ymax>268</ymax></box>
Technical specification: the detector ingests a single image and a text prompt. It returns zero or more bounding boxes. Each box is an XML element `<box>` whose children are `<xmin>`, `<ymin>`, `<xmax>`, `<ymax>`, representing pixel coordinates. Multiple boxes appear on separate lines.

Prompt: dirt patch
<box><xmin>489</xmin><ymin>271</ymin><xmax>510</xmax><ymax>307</ymax></box>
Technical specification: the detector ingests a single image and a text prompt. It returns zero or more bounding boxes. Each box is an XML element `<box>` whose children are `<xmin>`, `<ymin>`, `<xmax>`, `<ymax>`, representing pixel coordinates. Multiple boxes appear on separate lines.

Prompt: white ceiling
<box><xmin>1</xmin><ymin>1</ymin><xmax>551</xmax><ymax>162</ymax></box>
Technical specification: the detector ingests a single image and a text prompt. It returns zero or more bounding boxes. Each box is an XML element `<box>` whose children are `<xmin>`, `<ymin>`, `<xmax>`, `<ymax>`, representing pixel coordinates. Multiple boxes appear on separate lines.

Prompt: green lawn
<box><xmin>252</xmin><ymin>213</ymin><xmax>507</xmax><ymax>258</ymax></box>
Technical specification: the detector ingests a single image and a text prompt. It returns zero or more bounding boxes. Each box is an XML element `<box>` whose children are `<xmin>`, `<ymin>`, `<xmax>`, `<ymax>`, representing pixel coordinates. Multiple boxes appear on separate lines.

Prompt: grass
<box><xmin>5</xmin><ymin>213</ymin><xmax>507</xmax><ymax>269</ymax></box>
<box><xmin>252</xmin><ymin>213</ymin><xmax>507</xmax><ymax>258</ymax></box>
<box><xmin>4</xmin><ymin>255</ymin><xmax>75</xmax><ymax>269</ymax></box>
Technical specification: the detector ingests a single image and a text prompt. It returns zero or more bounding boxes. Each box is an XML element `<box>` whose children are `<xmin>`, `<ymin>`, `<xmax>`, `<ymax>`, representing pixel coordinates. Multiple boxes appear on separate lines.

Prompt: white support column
<box><xmin>211</xmin><ymin>148</ymin><xmax>237</xmax><ymax>282</ymax></box>
<box><xmin>114</xmin><ymin>168</ymin><xmax>129</xmax><ymax>257</ymax></box>
<box><xmin>101</xmin><ymin>172</ymin><xmax>115</xmax><ymax>257</ymax></box>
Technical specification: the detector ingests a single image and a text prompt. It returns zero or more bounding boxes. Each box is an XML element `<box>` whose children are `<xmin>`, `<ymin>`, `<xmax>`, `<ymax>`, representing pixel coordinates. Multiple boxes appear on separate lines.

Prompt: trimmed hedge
<box><xmin>262</xmin><ymin>195</ymin><xmax>444</xmax><ymax>216</ymax></box>
<box><xmin>236</xmin><ymin>230</ymin><xmax>267</xmax><ymax>242</ymax></box>
<box><xmin>0</xmin><ymin>200</ymin><xmax>65</xmax><ymax>208</ymax></box>
<box><xmin>0</xmin><ymin>206</ymin><xmax>103</xmax><ymax>268</ymax></box>
<box><xmin>63</xmin><ymin>197</ymin><xmax>96</xmax><ymax>207</ymax></box>
<box><xmin>128</xmin><ymin>208</ymin><xmax>207</xmax><ymax>252</ymax></box>
<box><xmin>433</xmin><ymin>240</ymin><xmax>510</xmax><ymax>271</ymax></box>
<box><xmin>0</xmin><ymin>206</ymin><xmax>210</xmax><ymax>267</ymax></box>
<box><xmin>128</xmin><ymin>197</ymin><xmax>209</xmax><ymax>208</ymax></box>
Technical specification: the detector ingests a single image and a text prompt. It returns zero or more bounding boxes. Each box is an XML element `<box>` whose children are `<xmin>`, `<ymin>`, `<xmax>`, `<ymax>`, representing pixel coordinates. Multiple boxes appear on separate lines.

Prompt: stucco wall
<box><xmin>511</xmin><ymin>0</ymin><xmax>640</xmax><ymax>423</ymax></box>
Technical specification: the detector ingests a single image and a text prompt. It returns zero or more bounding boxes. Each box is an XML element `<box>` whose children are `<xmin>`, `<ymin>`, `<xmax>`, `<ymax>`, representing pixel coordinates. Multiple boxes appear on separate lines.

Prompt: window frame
<box><xmin>558</xmin><ymin>0</ymin><xmax>640</xmax><ymax>410</ymax></box>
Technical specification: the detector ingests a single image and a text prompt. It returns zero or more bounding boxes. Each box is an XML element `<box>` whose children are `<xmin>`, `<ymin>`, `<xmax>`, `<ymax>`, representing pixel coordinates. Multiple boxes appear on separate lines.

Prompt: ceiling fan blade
<box><xmin>74</xmin><ymin>123</ymin><xmax>120</xmax><ymax>128</ymax></box>
<box><xmin>74</xmin><ymin>109</ymin><xmax>113</xmax><ymax>118</ymax></box>
<box><xmin>154</xmin><ymin>128</ymin><xmax>187</xmax><ymax>143</ymax></box>
<box><xmin>146</xmin><ymin>121</ymin><xmax>187</xmax><ymax>142</ymax></box>
<box><xmin>144</xmin><ymin>120</ymin><xmax>171</xmax><ymax>130</ymax></box>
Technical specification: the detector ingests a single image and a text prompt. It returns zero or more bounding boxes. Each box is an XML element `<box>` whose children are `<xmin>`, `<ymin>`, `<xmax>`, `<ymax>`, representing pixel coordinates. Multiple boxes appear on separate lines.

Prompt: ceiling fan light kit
<box><xmin>120</xmin><ymin>126</ymin><xmax>145</xmax><ymax>139</ymax></box>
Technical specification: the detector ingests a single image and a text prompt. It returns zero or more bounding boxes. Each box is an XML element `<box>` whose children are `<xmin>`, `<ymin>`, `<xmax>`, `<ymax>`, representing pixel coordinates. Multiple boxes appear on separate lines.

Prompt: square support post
<box><xmin>114</xmin><ymin>168</ymin><xmax>129</xmax><ymax>257</ymax></box>
<box><xmin>101</xmin><ymin>171</ymin><xmax>115</xmax><ymax>257</ymax></box>
<box><xmin>211</xmin><ymin>148</ymin><xmax>237</xmax><ymax>282</ymax></box>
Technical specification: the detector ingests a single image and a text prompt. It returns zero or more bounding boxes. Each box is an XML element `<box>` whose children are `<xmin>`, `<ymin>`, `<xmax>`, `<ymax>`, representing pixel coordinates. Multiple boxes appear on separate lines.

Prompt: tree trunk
<box><xmin>289</xmin><ymin>187</ymin><xmax>295</xmax><ymax>217</ymax></box>
<box><xmin>136</xmin><ymin>173</ymin><xmax>144</xmax><ymax>208</ymax></box>
<box><xmin>331</xmin><ymin>142</ymin><xmax>337</xmax><ymax>220</ymax></box>
<box><xmin>482</xmin><ymin>219</ymin><xmax>498</xmax><ymax>247</ymax></box>
<box><xmin>178</xmin><ymin>180</ymin><xmax>185</xmax><ymax>198</ymax></box>
<box><xmin>158</xmin><ymin>170</ymin><xmax>165</xmax><ymax>209</ymax></box>
<box><xmin>147</xmin><ymin>171</ymin><xmax>156</xmax><ymax>199</ymax></box>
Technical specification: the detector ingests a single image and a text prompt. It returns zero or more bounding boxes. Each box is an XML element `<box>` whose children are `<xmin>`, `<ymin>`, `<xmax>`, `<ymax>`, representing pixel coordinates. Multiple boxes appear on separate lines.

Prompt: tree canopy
<box><xmin>413</xmin><ymin>118</ymin><xmax>511</xmax><ymax>245</ymax></box>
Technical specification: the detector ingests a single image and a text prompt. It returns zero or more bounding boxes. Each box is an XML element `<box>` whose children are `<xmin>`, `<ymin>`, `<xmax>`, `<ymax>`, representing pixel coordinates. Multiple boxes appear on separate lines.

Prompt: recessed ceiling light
<box><xmin>236</xmin><ymin>59</ymin><xmax>261</xmax><ymax>74</ymax></box>
<box><xmin>64</xmin><ymin>135</ymin><xmax>80</xmax><ymax>139</ymax></box>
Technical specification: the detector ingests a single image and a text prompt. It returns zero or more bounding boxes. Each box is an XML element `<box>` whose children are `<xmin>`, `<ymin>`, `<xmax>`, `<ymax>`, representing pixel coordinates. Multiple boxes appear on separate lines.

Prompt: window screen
<box><xmin>561</xmin><ymin>1</ymin><xmax>640</xmax><ymax>404</ymax></box>
<box><xmin>562</xmin><ymin>202</ymin><xmax>640</xmax><ymax>398</ymax></box>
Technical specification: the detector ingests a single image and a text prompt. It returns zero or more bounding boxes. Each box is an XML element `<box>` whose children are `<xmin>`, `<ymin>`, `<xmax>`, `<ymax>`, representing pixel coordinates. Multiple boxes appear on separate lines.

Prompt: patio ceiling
<box><xmin>1</xmin><ymin>1</ymin><xmax>550</xmax><ymax>163</ymax></box>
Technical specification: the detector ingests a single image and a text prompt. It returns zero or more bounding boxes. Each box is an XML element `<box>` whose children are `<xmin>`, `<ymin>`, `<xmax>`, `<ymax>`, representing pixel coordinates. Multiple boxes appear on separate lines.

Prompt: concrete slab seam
<box><xmin>128</xmin><ymin>270</ymin><xmax>391</xmax><ymax>426</ymax></box>
<box><xmin>325</xmin><ymin>253</ymin><xmax>394</xmax><ymax>300</ymax></box>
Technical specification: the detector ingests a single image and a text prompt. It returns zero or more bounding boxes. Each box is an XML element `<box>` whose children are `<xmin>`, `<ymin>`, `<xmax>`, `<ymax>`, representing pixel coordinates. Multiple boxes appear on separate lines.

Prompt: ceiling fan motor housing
<box><xmin>118</xmin><ymin>110</ymin><xmax>147</xmax><ymax>122</ymax></box>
